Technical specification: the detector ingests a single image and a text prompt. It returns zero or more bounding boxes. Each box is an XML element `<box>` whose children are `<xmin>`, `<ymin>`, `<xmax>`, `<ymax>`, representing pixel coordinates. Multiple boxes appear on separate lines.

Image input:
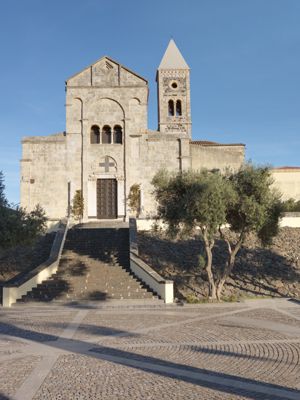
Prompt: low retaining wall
<box><xmin>137</xmin><ymin>215</ymin><xmax>300</xmax><ymax>230</ymax></box>
<box><xmin>129</xmin><ymin>218</ymin><xmax>174</xmax><ymax>304</ymax></box>
<box><xmin>136</xmin><ymin>219</ymin><xmax>167</xmax><ymax>231</ymax></box>
<box><xmin>130</xmin><ymin>252</ymin><xmax>174</xmax><ymax>303</ymax></box>
<box><xmin>2</xmin><ymin>219</ymin><xmax>69</xmax><ymax>307</ymax></box>
<box><xmin>280</xmin><ymin>213</ymin><xmax>300</xmax><ymax>228</ymax></box>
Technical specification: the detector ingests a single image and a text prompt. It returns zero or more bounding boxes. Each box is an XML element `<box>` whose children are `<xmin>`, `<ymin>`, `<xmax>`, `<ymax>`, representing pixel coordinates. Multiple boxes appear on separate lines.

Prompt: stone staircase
<box><xmin>17</xmin><ymin>224</ymin><xmax>159</xmax><ymax>303</ymax></box>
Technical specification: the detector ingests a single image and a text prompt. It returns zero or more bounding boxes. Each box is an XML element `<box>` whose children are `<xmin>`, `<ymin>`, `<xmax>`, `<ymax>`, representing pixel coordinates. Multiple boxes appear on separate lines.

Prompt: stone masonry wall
<box><xmin>127</xmin><ymin>133</ymin><xmax>191</xmax><ymax>217</ymax></box>
<box><xmin>271</xmin><ymin>169</ymin><xmax>300</xmax><ymax>201</ymax></box>
<box><xmin>21</xmin><ymin>54</ymin><xmax>250</xmax><ymax>222</ymax></box>
<box><xmin>20</xmin><ymin>134</ymin><xmax>68</xmax><ymax>219</ymax></box>
<box><xmin>191</xmin><ymin>143</ymin><xmax>245</xmax><ymax>172</ymax></box>
<box><xmin>65</xmin><ymin>57</ymin><xmax>149</xmax><ymax>219</ymax></box>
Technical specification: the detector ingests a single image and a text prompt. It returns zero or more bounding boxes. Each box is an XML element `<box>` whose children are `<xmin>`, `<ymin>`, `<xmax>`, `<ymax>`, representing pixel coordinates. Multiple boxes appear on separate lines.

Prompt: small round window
<box><xmin>171</xmin><ymin>82</ymin><xmax>178</xmax><ymax>89</ymax></box>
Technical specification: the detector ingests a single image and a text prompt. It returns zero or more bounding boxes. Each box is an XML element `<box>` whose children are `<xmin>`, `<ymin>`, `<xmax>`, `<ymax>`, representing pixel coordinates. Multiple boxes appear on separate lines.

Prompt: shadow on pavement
<box><xmin>0</xmin><ymin>320</ymin><xmax>299</xmax><ymax>400</ymax></box>
<box><xmin>0</xmin><ymin>393</ymin><xmax>13</xmax><ymax>400</ymax></box>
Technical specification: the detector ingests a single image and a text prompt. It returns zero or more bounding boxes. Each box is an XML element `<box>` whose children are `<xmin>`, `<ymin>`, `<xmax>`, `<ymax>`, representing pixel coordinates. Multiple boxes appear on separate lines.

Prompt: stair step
<box><xmin>18</xmin><ymin>226</ymin><xmax>158</xmax><ymax>304</ymax></box>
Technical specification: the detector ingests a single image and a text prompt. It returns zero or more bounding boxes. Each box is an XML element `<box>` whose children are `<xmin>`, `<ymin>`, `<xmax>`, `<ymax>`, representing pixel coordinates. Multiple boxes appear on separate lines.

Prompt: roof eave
<box><xmin>65</xmin><ymin>55</ymin><xmax>148</xmax><ymax>85</ymax></box>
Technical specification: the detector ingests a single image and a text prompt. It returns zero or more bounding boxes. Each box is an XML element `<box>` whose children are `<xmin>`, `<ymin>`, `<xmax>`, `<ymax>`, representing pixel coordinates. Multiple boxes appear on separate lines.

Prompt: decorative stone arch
<box><xmin>68</xmin><ymin>97</ymin><xmax>83</xmax><ymax>133</ymax></box>
<box><xmin>129</xmin><ymin>97</ymin><xmax>143</xmax><ymax>126</ymax></box>
<box><xmin>90</xmin><ymin>125</ymin><xmax>100</xmax><ymax>144</ymax></box>
<box><xmin>86</xmin><ymin>97</ymin><xmax>125</xmax><ymax>126</ymax></box>
<box><xmin>130</xmin><ymin>97</ymin><xmax>141</xmax><ymax>105</ymax></box>
<box><xmin>113</xmin><ymin>125</ymin><xmax>123</xmax><ymax>144</ymax></box>
<box><xmin>98</xmin><ymin>97</ymin><xmax>125</xmax><ymax>119</ymax></box>
<box><xmin>102</xmin><ymin>125</ymin><xmax>112</xmax><ymax>144</ymax></box>
<box><xmin>176</xmin><ymin>99</ymin><xmax>182</xmax><ymax>116</ymax></box>
<box><xmin>168</xmin><ymin>99</ymin><xmax>175</xmax><ymax>116</ymax></box>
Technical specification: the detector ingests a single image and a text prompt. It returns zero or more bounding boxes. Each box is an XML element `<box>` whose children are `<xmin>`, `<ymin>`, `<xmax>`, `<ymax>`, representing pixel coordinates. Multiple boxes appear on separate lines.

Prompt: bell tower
<box><xmin>157</xmin><ymin>40</ymin><xmax>191</xmax><ymax>137</ymax></box>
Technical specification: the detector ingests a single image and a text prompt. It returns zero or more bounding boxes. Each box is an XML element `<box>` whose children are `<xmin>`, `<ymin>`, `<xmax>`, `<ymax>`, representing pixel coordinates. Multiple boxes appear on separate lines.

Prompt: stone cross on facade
<box><xmin>99</xmin><ymin>156</ymin><xmax>115</xmax><ymax>172</ymax></box>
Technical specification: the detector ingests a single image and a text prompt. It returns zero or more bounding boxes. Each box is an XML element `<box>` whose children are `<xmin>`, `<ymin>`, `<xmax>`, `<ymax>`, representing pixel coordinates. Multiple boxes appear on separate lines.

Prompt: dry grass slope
<box><xmin>138</xmin><ymin>227</ymin><xmax>300</xmax><ymax>301</ymax></box>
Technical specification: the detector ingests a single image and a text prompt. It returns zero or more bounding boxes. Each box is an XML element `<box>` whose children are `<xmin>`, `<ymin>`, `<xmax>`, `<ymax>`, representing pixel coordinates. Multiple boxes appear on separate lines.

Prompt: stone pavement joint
<box><xmin>89</xmin><ymin>349</ymin><xmax>300</xmax><ymax>400</ymax></box>
<box><xmin>10</xmin><ymin>310</ymin><xmax>88</xmax><ymax>400</ymax></box>
<box><xmin>223</xmin><ymin>316</ymin><xmax>300</xmax><ymax>337</ymax></box>
<box><xmin>12</xmin><ymin>354</ymin><xmax>58</xmax><ymax>400</ymax></box>
<box><xmin>0</xmin><ymin>299</ymin><xmax>300</xmax><ymax>400</ymax></box>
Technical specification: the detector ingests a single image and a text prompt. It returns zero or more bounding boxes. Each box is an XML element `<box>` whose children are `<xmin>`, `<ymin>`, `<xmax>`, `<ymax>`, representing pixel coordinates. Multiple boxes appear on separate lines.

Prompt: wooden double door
<box><xmin>97</xmin><ymin>179</ymin><xmax>117</xmax><ymax>219</ymax></box>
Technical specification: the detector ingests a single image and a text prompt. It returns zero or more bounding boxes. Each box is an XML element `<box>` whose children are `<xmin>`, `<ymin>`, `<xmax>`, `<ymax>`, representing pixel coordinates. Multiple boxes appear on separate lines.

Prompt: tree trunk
<box><xmin>216</xmin><ymin>253</ymin><xmax>235</xmax><ymax>300</ymax></box>
<box><xmin>206</xmin><ymin>249</ymin><xmax>217</xmax><ymax>299</ymax></box>
<box><xmin>216</xmin><ymin>233</ymin><xmax>244</xmax><ymax>300</ymax></box>
<box><xmin>203</xmin><ymin>231</ymin><xmax>217</xmax><ymax>300</ymax></box>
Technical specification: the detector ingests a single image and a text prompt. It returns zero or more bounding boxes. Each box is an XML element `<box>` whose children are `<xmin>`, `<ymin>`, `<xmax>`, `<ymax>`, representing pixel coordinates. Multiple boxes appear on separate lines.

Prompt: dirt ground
<box><xmin>138</xmin><ymin>227</ymin><xmax>300</xmax><ymax>301</ymax></box>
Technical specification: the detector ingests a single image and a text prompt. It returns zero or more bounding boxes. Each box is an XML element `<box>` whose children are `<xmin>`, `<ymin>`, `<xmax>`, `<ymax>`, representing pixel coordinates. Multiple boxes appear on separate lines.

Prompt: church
<box><xmin>20</xmin><ymin>40</ymin><xmax>245</xmax><ymax>223</ymax></box>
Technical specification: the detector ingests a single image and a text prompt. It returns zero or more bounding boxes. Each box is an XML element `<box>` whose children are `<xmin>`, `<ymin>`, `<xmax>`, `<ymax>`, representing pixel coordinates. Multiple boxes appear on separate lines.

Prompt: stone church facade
<box><xmin>20</xmin><ymin>40</ymin><xmax>245</xmax><ymax>222</ymax></box>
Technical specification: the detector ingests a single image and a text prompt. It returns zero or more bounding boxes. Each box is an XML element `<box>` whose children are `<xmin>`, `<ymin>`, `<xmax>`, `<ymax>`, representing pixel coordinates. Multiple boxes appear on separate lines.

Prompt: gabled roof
<box><xmin>66</xmin><ymin>55</ymin><xmax>147</xmax><ymax>84</ymax></box>
<box><xmin>158</xmin><ymin>39</ymin><xmax>189</xmax><ymax>70</ymax></box>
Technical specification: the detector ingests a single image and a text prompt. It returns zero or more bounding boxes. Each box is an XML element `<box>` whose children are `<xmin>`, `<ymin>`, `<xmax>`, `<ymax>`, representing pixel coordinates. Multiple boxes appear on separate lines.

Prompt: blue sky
<box><xmin>0</xmin><ymin>0</ymin><xmax>299</xmax><ymax>205</ymax></box>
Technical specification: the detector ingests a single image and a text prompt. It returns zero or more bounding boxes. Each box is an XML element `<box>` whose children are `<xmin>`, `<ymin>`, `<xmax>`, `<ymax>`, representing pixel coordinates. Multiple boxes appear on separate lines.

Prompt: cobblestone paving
<box><xmin>0</xmin><ymin>299</ymin><xmax>300</xmax><ymax>399</ymax></box>
<box><xmin>0</xmin><ymin>356</ymin><xmax>42</xmax><ymax>398</ymax></box>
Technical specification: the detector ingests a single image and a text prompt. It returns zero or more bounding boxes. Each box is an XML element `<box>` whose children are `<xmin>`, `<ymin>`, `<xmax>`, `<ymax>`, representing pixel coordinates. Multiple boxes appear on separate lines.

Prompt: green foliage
<box><xmin>152</xmin><ymin>169</ymin><xmax>236</xmax><ymax>299</ymax></box>
<box><xmin>185</xmin><ymin>293</ymin><xmax>205</xmax><ymax>304</ymax></box>
<box><xmin>0</xmin><ymin>205</ymin><xmax>47</xmax><ymax>250</ymax></box>
<box><xmin>0</xmin><ymin>171</ymin><xmax>47</xmax><ymax>250</ymax></box>
<box><xmin>151</xmin><ymin>219</ymin><xmax>164</xmax><ymax>235</ymax></box>
<box><xmin>23</xmin><ymin>204</ymin><xmax>47</xmax><ymax>239</ymax></box>
<box><xmin>152</xmin><ymin>164</ymin><xmax>283</xmax><ymax>300</ymax></box>
<box><xmin>0</xmin><ymin>171</ymin><xmax>8</xmax><ymax>207</ymax></box>
<box><xmin>222</xmin><ymin>294</ymin><xmax>239</xmax><ymax>302</ymax></box>
<box><xmin>198</xmin><ymin>254</ymin><xmax>206</xmax><ymax>269</ymax></box>
<box><xmin>128</xmin><ymin>183</ymin><xmax>141</xmax><ymax>217</ymax></box>
<box><xmin>282</xmin><ymin>198</ymin><xmax>300</xmax><ymax>212</ymax></box>
<box><xmin>71</xmin><ymin>190</ymin><xmax>84</xmax><ymax>221</ymax></box>
<box><xmin>226</xmin><ymin>164</ymin><xmax>284</xmax><ymax>246</ymax></box>
<box><xmin>257</xmin><ymin>197</ymin><xmax>283</xmax><ymax>246</ymax></box>
<box><xmin>152</xmin><ymin>169</ymin><xmax>235</xmax><ymax>239</ymax></box>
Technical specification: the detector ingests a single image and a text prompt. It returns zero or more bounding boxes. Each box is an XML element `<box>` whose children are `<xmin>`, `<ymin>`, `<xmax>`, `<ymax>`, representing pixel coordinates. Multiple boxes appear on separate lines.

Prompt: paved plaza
<box><xmin>0</xmin><ymin>299</ymin><xmax>300</xmax><ymax>399</ymax></box>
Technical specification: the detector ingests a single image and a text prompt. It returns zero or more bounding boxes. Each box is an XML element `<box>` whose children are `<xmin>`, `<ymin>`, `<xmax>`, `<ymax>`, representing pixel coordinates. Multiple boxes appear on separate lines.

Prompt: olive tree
<box><xmin>152</xmin><ymin>169</ymin><xmax>235</xmax><ymax>299</ymax></box>
<box><xmin>217</xmin><ymin>164</ymin><xmax>283</xmax><ymax>299</ymax></box>
<box><xmin>152</xmin><ymin>165</ymin><xmax>283</xmax><ymax>301</ymax></box>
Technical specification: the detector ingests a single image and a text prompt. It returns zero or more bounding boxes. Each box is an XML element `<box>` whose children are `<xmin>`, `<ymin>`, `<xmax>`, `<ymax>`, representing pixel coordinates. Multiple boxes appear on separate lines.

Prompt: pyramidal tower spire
<box><xmin>157</xmin><ymin>40</ymin><xmax>191</xmax><ymax>136</ymax></box>
<box><xmin>158</xmin><ymin>39</ymin><xmax>189</xmax><ymax>70</ymax></box>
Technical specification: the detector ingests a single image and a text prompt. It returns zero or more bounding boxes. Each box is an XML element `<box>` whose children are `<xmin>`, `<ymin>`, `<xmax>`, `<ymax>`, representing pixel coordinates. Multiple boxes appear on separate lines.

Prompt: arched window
<box><xmin>168</xmin><ymin>100</ymin><xmax>175</xmax><ymax>116</ymax></box>
<box><xmin>102</xmin><ymin>125</ymin><xmax>112</xmax><ymax>144</ymax></box>
<box><xmin>90</xmin><ymin>125</ymin><xmax>100</xmax><ymax>144</ymax></box>
<box><xmin>113</xmin><ymin>125</ymin><xmax>123</xmax><ymax>144</ymax></box>
<box><xmin>176</xmin><ymin>100</ymin><xmax>182</xmax><ymax>116</ymax></box>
